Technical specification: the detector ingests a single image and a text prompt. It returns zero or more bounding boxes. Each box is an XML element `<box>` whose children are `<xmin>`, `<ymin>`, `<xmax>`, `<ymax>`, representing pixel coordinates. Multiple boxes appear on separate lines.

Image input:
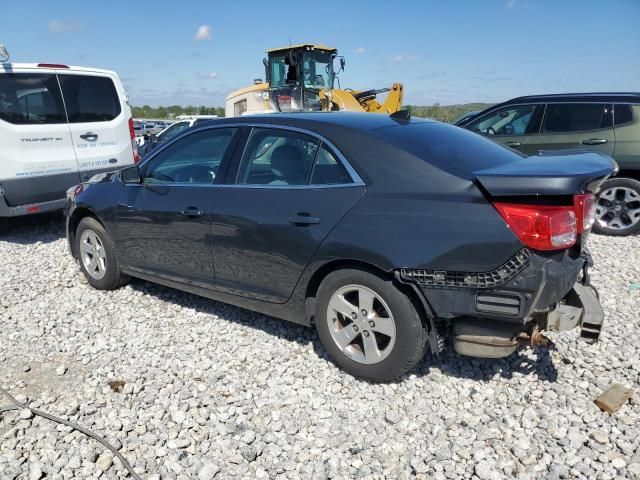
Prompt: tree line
<box><xmin>131</xmin><ymin>103</ymin><xmax>493</xmax><ymax>123</ymax></box>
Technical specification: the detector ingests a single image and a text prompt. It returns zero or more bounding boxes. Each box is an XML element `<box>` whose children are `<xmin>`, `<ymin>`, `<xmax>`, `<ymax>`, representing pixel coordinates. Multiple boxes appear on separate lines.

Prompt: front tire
<box><xmin>75</xmin><ymin>217</ymin><xmax>129</xmax><ymax>290</ymax></box>
<box><xmin>593</xmin><ymin>177</ymin><xmax>640</xmax><ymax>236</ymax></box>
<box><xmin>314</xmin><ymin>268</ymin><xmax>428</xmax><ymax>381</ymax></box>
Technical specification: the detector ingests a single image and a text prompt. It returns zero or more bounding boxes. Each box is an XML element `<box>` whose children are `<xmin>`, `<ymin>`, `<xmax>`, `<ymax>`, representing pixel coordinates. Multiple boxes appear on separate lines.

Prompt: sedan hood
<box><xmin>474</xmin><ymin>150</ymin><xmax>617</xmax><ymax>196</ymax></box>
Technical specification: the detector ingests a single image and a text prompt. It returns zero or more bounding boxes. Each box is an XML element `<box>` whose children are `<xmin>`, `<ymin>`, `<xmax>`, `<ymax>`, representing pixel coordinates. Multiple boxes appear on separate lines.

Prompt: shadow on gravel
<box><xmin>0</xmin><ymin>211</ymin><xmax>66</xmax><ymax>244</ymax></box>
<box><xmin>410</xmin><ymin>345</ymin><xmax>559</xmax><ymax>383</ymax></box>
<box><xmin>128</xmin><ymin>279</ymin><xmax>318</xmax><ymax>347</ymax></box>
<box><xmin>128</xmin><ymin>278</ymin><xmax>559</xmax><ymax>384</ymax></box>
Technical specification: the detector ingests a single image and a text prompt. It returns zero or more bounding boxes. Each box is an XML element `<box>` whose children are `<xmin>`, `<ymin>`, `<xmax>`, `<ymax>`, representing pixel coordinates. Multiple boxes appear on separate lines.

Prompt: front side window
<box><xmin>542</xmin><ymin>103</ymin><xmax>611</xmax><ymax>133</ymax></box>
<box><xmin>58</xmin><ymin>74</ymin><xmax>121</xmax><ymax>123</ymax></box>
<box><xmin>158</xmin><ymin>121</ymin><xmax>190</xmax><ymax>142</ymax></box>
<box><xmin>302</xmin><ymin>50</ymin><xmax>334</xmax><ymax>89</ymax></box>
<box><xmin>466</xmin><ymin>105</ymin><xmax>536</xmax><ymax>136</ymax></box>
<box><xmin>143</xmin><ymin>128</ymin><xmax>237</xmax><ymax>185</ymax></box>
<box><xmin>238</xmin><ymin>128</ymin><xmax>318</xmax><ymax>185</ymax></box>
<box><xmin>0</xmin><ymin>73</ymin><xmax>66</xmax><ymax>124</ymax></box>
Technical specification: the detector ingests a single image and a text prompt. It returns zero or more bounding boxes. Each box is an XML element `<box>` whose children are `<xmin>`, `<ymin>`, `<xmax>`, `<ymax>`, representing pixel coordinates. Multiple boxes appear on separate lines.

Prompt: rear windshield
<box><xmin>372</xmin><ymin>121</ymin><xmax>521</xmax><ymax>178</ymax></box>
<box><xmin>0</xmin><ymin>73</ymin><xmax>66</xmax><ymax>124</ymax></box>
<box><xmin>58</xmin><ymin>74</ymin><xmax>121</xmax><ymax>123</ymax></box>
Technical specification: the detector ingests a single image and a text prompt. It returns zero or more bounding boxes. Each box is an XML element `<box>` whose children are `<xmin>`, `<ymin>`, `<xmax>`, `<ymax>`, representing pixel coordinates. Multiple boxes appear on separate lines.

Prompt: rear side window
<box><xmin>614</xmin><ymin>104</ymin><xmax>634</xmax><ymax>126</ymax></box>
<box><xmin>58</xmin><ymin>75</ymin><xmax>121</xmax><ymax>123</ymax></box>
<box><xmin>542</xmin><ymin>103</ymin><xmax>611</xmax><ymax>133</ymax></box>
<box><xmin>0</xmin><ymin>73</ymin><xmax>66</xmax><ymax>124</ymax></box>
<box><xmin>310</xmin><ymin>146</ymin><xmax>352</xmax><ymax>185</ymax></box>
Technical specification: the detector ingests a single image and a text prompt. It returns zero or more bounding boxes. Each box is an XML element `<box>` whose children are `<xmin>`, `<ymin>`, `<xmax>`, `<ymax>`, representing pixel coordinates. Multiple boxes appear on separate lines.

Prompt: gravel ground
<box><xmin>0</xmin><ymin>212</ymin><xmax>638</xmax><ymax>480</ymax></box>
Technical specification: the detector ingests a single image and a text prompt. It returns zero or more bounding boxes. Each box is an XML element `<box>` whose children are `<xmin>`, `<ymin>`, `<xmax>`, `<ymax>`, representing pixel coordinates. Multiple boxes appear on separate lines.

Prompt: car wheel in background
<box><xmin>314</xmin><ymin>268</ymin><xmax>428</xmax><ymax>382</ymax></box>
<box><xmin>593</xmin><ymin>177</ymin><xmax>640</xmax><ymax>236</ymax></box>
<box><xmin>75</xmin><ymin>217</ymin><xmax>129</xmax><ymax>290</ymax></box>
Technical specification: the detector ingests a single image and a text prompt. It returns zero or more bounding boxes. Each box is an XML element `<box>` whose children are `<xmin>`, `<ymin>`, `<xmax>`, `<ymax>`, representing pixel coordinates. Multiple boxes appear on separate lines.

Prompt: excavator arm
<box><xmin>321</xmin><ymin>83</ymin><xmax>404</xmax><ymax>114</ymax></box>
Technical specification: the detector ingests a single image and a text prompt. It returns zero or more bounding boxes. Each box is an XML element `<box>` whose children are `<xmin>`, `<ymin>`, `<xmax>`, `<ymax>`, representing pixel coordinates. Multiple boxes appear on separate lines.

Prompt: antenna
<box><xmin>0</xmin><ymin>44</ymin><xmax>9</xmax><ymax>62</ymax></box>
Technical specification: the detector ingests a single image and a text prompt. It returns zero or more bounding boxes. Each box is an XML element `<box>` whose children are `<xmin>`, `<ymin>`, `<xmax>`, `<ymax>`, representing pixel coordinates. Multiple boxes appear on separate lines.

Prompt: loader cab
<box><xmin>265</xmin><ymin>45</ymin><xmax>338</xmax><ymax>112</ymax></box>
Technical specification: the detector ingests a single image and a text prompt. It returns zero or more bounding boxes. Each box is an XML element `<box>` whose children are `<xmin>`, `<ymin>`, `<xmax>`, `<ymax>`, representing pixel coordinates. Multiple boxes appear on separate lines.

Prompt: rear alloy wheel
<box><xmin>75</xmin><ymin>217</ymin><xmax>129</xmax><ymax>290</ymax></box>
<box><xmin>593</xmin><ymin>178</ymin><xmax>640</xmax><ymax>236</ymax></box>
<box><xmin>315</xmin><ymin>269</ymin><xmax>428</xmax><ymax>381</ymax></box>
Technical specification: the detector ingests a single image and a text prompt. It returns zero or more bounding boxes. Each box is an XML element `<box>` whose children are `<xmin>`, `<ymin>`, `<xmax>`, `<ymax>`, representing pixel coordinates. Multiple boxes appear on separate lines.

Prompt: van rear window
<box><xmin>58</xmin><ymin>75</ymin><xmax>121</xmax><ymax>123</ymax></box>
<box><xmin>0</xmin><ymin>73</ymin><xmax>66</xmax><ymax>124</ymax></box>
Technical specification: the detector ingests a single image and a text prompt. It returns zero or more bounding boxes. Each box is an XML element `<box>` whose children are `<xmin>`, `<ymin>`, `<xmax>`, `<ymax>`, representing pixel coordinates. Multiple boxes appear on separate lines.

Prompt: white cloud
<box><xmin>49</xmin><ymin>19</ymin><xmax>82</xmax><ymax>33</ymax></box>
<box><xmin>197</xmin><ymin>72</ymin><xmax>220</xmax><ymax>80</ymax></box>
<box><xmin>354</xmin><ymin>47</ymin><xmax>366</xmax><ymax>54</ymax></box>
<box><xmin>506</xmin><ymin>0</ymin><xmax>516</xmax><ymax>8</ymax></box>
<box><xmin>194</xmin><ymin>25</ymin><xmax>212</xmax><ymax>41</ymax></box>
<box><xmin>390</xmin><ymin>54</ymin><xmax>422</xmax><ymax>62</ymax></box>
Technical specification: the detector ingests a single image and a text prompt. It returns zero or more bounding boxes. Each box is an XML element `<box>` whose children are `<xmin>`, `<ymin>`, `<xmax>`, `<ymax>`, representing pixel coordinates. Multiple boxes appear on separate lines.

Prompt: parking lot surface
<box><xmin>1</xmin><ymin>212</ymin><xmax>639</xmax><ymax>480</ymax></box>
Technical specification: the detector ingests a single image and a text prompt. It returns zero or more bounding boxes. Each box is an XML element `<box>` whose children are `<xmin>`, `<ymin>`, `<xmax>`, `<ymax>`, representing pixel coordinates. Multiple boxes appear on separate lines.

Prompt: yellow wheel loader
<box><xmin>225</xmin><ymin>44</ymin><xmax>403</xmax><ymax>116</ymax></box>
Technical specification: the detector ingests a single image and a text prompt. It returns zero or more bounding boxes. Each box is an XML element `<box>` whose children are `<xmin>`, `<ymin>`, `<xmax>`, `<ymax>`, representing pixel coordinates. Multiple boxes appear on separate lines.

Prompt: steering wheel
<box><xmin>175</xmin><ymin>165</ymin><xmax>216</xmax><ymax>183</ymax></box>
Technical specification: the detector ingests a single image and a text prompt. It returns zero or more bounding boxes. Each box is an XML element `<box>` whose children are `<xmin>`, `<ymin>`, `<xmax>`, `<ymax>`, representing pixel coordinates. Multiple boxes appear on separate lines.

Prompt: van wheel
<box><xmin>314</xmin><ymin>268</ymin><xmax>428</xmax><ymax>382</ymax></box>
<box><xmin>593</xmin><ymin>178</ymin><xmax>640</xmax><ymax>236</ymax></box>
<box><xmin>75</xmin><ymin>217</ymin><xmax>129</xmax><ymax>290</ymax></box>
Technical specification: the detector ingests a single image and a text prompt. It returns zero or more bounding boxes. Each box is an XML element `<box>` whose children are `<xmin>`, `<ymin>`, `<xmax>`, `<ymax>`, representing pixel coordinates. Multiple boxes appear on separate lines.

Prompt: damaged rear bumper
<box><xmin>546</xmin><ymin>282</ymin><xmax>604</xmax><ymax>343</ymax></box>
<box><xmin>398</xmin><ymin>247</ymin><xmax>605</xmax><ymax>358</ymax></box>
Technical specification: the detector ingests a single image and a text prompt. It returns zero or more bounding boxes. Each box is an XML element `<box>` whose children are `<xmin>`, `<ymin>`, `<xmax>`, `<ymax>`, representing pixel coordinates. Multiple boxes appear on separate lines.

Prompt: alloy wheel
<box><xmin>595</xmin><ymin>186</ymin><xmax>640</xmax><ymax>231</ymax></box>
<box><xmin>79</xmin><ymin>230</ymin><xmax>107</xmax><ymax>280</ymax></box>
<box><xmin>326</xmin><ymin>284</ymin><xmax>396</xmax><ymax>365</ymax></box>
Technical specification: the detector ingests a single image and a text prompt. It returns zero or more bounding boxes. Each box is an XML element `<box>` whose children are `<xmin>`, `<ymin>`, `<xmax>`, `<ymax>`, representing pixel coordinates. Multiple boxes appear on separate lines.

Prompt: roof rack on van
<box><xmin>0</xmin><ymin>45</ymin><xmax>9</xmax><ymax>62</ymax></box>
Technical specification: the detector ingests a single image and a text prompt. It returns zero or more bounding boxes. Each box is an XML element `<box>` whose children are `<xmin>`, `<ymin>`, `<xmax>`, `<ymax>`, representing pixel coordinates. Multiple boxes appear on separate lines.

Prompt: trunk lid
<box><xmin>474</xmin><ymin>150</ymin><xmax>617</xmax><ymax>196</ymax></box>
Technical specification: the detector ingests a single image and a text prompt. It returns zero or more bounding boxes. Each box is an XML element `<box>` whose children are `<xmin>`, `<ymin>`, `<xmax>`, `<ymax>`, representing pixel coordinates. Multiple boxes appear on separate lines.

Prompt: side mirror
<box><xmin>121</xmin><ymin>165</ymin><xmax>141</xmax><ymax>184</ymax></box>
<box><xmin>340</xmin><ymin>57</ymin><xmax>346</xmax><ymax>72</ymax></box>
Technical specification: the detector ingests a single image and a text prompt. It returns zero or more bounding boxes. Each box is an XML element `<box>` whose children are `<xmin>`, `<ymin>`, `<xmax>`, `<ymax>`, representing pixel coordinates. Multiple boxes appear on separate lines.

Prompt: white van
<box><xmin>0</xmin><ymin>63</ymin><xmax>138</xmax><ymax>216</ymax></box>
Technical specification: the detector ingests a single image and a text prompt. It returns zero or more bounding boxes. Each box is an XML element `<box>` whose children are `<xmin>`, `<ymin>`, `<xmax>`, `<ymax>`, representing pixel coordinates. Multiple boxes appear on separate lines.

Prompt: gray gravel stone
<box><xmin>0</xmin><ymin>212</ymin><xmax>638</xmax><ymax>480</ymax></box>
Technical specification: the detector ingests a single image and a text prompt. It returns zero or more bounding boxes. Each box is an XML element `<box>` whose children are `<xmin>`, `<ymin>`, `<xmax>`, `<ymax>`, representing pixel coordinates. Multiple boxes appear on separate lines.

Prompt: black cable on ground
<box><xmin>0</xmin><ymin>385</ymin><xmax>143</xmax><ymax>480</ymax></box>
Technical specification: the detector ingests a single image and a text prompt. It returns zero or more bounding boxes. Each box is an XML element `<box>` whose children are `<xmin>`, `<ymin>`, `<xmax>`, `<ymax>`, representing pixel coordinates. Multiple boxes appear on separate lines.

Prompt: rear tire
<box><xmin>75</xmin><ymin>217</ymin><xmax>129</xmax><ymax>290</ymax></box>
<box><xmin>314</xmin><ymin>268</ymin><xmax>428</xmax><ymax>382</ymax></box>
<box><xmin>593</xmin><ymin>177</ymin><xmax>640</xmax><ymax>236</ymax></box>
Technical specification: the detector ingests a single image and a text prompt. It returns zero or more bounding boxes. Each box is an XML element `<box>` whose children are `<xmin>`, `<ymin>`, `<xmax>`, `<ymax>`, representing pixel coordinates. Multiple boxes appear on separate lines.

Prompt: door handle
<box><xmin>181</xmin><ymin>207</ymin><xmax>204</xmax><ymax>218</ymax></box>
<box><xmin>505</xmin><ymin>141</ymin><xmax>521</xmax><ymax>147</ymax></box>
<box><xmin>581</xmin><ymin>138</ymin><xmax>607</xmax><ymax>145</ymax></box>
<box><xmin>79</xmin><ymin>132</ymin><xmax>98</xmax><ymax>142</ymax></box>
<box><xmin>289</xmin><ymin>213</ymin><xmax>320</xmax><ymax>226</ymax></box>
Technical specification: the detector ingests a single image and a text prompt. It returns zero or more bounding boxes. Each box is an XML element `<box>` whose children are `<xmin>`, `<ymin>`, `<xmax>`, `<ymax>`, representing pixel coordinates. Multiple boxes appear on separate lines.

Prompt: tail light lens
<box><xmin>128</xmin><ymin>117</ymin><xmax>140</xmax><ymax>164</ymax></box>
<box><xmin>494</xmin><ymin>203</ymin><xmax>577</xmax><ymax>250</ymax></box>
<box><xmin>574</xmin><ymin>193</ymin><xmax>596</xmax><ymax>232</ymax></box>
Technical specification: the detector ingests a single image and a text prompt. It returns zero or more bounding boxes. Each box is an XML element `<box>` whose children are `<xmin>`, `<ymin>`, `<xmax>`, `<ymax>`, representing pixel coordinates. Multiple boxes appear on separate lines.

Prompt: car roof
<box><xmin>503</xmin><ymin>92</ymin><xmax>640</xmax><ymax>104</ymax></box>
<box><xmin>212</xmin><ymin>111</ymin><xmax>434</xmax><ymax>132</ymax></box>
<box><xmin>1</xmin><ymin>63</ymin><xmax>120</xmax><ymax>77</ymax></box>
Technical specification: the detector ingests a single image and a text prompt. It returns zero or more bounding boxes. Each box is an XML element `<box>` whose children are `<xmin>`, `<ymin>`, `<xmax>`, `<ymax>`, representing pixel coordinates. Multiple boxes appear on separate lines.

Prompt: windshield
<box><xmin>302</xmin><ymin>50</ymin><xmax>334</xmax><ymax>89</ymax></box>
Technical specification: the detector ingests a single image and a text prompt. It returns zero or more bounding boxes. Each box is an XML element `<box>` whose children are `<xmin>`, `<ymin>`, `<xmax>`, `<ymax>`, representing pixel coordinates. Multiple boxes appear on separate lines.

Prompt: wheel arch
<box><xmin>303</xmin><ymin>259</ymin><xmax>434</xmax><ymax>334</ymax></box>
<box><xmin>68</xmin><ymin>207</ymin><xmax>104</xmax><ymax>258</ymax></box>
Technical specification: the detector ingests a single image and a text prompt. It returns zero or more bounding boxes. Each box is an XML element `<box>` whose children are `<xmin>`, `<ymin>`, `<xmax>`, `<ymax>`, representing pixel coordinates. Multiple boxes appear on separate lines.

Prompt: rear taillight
<box><xmin>494</xmin><ymin>203</ymin><xmax>577</xmax><ymax>250</ymax></box>
<box><xmin>574</xmin><ymin>193</ymin><xmax>596</xmax><ymax>232</ymax></box>
<box><xmin>128</xmin><ymin>117</ymin><xmax>140</xmax><ymax>164</ymax></box>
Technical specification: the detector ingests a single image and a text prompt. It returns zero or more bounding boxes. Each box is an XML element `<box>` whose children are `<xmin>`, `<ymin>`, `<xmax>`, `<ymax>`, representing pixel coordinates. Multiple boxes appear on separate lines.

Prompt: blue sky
<box><xmin>3</xmin><ymin>0</ymin><xmax>639</xmax><ymax>107</ymax></box>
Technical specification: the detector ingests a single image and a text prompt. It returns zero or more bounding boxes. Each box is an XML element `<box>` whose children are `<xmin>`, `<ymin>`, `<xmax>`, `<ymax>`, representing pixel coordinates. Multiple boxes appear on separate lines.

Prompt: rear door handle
<box><xmin>79</xmin><ymin>132</ymin><xmax>98</xmax><ymax>142</ymax></box>
<box><xmin>181</xmin><ymin>207</ymin><xmax>204</xmax><ymax>218</ymax></box>
<box><xmin>581</xmin><ymin>138</ymin><xmax>607</xmax><ymax>145</ymax></box>
<box><xmin>505</xmin><ymin>141</ymin><xmax>521</xmax><ymax>147</ymax></box>
<box><xmin>289</xmin><ymin>213</ymin><xmax>320</xmax><ymax>226</ymax></box>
